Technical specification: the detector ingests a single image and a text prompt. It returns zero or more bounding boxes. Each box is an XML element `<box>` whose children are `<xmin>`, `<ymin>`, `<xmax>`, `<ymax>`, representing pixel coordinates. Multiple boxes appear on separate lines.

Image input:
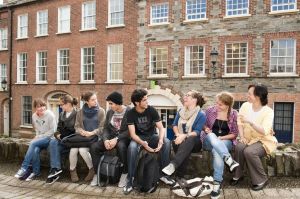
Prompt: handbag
<box><xmin>97</xmin><ymin>154</ymin><xmax>122</xmax><ymax>187</ymax></box>
<box><xmin>61</xmin><ymin>134</ymin><xmax>98</xmax><ymax>148</ymax></box>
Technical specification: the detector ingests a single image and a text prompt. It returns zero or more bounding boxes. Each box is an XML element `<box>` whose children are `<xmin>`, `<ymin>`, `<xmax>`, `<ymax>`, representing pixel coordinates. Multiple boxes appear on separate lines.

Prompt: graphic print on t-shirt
<box><xmin>112</xmin><ymin>116</ymin><xmax>122</xmax><ymax>131</ymax></box>
<box><xmin>137</xmin><ymin>116</ymin><xmax>150</xmax><ymax>133</ymax></box>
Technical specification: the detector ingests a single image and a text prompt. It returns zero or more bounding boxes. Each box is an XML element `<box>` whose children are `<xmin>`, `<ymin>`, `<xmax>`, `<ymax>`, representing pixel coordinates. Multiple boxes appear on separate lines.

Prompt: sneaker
<box><xmin>210</xmin><ymin>181</ymin><xmax>221</xmax><ymax>199</ymax></box>
<box><xmin>160</xmin><ymin>176</ymin><xmax>176</xmax><ymax>186</ymax></box>
<box><xmin>162</xmin><ymin>163</ymin><xmax>175</xmax><ymax>176</ymax></box>
<box><xmin>224</xmin><ymin>156</ymin><xmax>239</xmax><ymax>172</ymax></box>
<box><xmin>47</xmin><ymin>168</ymin><xmax>62</xmax><ymax>179</ymax></box>
<box><xmin>123</xmin><ymin>182</ymin><xmax>133</xmax><ymax>195</ymax></box>
<box><xmin>14</xmin><ymin>168</ymin><xmax>26</xmax><ymax>179</ymax></box>
<box><xmin>25</xmin><ymin>173</ymin><xmax>37</xmax><ymax>181</ymax></box>
<box><xmin>46</xmin><ymin>175</ymin><xmax>60</xmax><ymax>185</ymax></box>
<box><xmin>90</xmin><ymin>174</ymin><xmax>98</xmax><ymax>186</ymax></box>
<box><xmin>118</xmin><ymin>173</ymin><xmax>128</xmax><ymax>188</ymax></box>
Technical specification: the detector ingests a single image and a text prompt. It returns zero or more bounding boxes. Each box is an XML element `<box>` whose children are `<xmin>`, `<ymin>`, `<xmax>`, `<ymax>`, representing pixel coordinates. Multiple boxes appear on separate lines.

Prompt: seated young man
<box><xmin>123</xmin><ymin>89</ymin><xmax>172</xmax><ymax>194</ymax></box>
<box><xmin>90</xmin><ymin>92</ymin><xmax>131</xmax><ymax>187</ymax></box>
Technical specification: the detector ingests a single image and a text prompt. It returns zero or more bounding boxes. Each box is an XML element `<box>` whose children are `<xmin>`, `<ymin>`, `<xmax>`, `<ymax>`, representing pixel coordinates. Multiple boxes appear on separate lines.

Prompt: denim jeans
<box><xmin>203</xmin><ymin>133</ymin><xmax>233</xmax><ymax>182</ymax></box>
<box><xmin>21</xmin><ymin>136</ymin><xmax>51</xmax><ymax>175</ymax></box>
<box><xmin>127</xmin><ymin>135</ymin><xmax>171</xmax><ymax>184</ymax></box>
<box><xmin>49</xmin><ymin>138</ymin><xmax>66</xmax><ymax>170</ymax></box>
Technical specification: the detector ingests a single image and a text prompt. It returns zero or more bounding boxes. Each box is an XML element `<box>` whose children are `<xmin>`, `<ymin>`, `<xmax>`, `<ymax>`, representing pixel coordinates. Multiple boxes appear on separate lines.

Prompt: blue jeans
<box><xmin>21</xmin><ymin>137</ymin><xmax>51</xmax><ymax>175</ymax></box>
<box><xmin>127</xmin><ymin>135</ymin><xmax>171</xmax><ymax>184</ymax></box>
<box><xmin>203</xmin><ymin>133</ymin><xmax>233</xmax><ymax>182</ymax></box>
<box><xmin>49</xmin><ymin>138</ymin><xmax>65</xmax><ymax>170</ymax></box>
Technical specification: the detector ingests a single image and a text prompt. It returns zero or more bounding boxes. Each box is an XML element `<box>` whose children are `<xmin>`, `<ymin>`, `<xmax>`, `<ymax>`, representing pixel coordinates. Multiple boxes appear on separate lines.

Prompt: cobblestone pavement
<box><xmin>0</xmin><ymin>174</ymin><xmax>299</xmax><ymax>199</ymax></box>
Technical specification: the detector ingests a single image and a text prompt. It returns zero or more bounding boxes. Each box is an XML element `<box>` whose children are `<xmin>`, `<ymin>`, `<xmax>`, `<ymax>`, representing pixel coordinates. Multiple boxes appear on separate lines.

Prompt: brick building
<box><xmin>135</xmin><ymin>0</ymin><xmax>300</xmax><ymax>143</ymax></box>
<box><xmin>0</xmin><ymin>0</ymin><xmax>138</xmax><ymax>137</ymax></box>
<box><xmin>0</xmin><ymin>0</ymin><xmax>299</xmax><ymax>143</ymax></box>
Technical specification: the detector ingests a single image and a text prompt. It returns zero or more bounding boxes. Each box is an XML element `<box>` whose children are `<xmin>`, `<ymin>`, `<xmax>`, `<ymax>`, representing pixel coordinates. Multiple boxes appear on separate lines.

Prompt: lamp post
<box><xmin>210</xmin><ymin>48</ymin><xmax>219</xmax><ymax>78</ymax></box>
<box><xmin>1</xmin><ymin>78</ymin><xmax>7</xmax><ymax>91</ymax></box>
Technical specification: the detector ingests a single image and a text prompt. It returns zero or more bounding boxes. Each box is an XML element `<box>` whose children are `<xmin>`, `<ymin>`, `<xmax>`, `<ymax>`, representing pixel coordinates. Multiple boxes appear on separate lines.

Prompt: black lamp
<box><xmin>1</xmin><ymin>78</ymin><xmax>7</xmax><ymax>91</ymax></box>
<box><xmin>210</xmin><ymin>48</ymin><xmax>219</xmax><ymax>78</ymax></box>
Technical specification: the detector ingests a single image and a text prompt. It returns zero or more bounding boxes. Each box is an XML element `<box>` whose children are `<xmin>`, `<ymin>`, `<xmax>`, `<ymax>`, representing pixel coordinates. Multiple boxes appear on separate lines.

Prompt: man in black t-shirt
<box><xmin>123</xmin><ymin>89</ymin><xmax>172</xmax><ymax>194</ymax></box>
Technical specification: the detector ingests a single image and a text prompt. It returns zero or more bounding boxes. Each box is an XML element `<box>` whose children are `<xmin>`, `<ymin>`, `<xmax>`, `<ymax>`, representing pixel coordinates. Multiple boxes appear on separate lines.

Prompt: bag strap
<box><xmin>97</xmin><ymin>155</ymin><xmax>105</xmax><ymax>186</ymax></box>
<box><xmin>173</xmin><ymin>178</ymin><xmax>191</xmax><ymax>197</ymax></box>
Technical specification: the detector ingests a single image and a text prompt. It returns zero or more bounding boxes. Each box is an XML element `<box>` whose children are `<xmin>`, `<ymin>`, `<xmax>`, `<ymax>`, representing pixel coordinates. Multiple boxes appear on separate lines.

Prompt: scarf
<box><xmin>178</xmin><ymin>106</ymin><xmax>200</xmax><ymax>135</ymax></box>
<box><xmin>82</xmin><ymin>103</ymin><xmax>99</xmax><ymax>132</ymax></box>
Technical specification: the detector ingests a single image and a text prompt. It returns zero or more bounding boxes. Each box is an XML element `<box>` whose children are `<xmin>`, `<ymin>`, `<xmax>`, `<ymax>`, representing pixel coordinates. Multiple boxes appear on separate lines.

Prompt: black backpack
<box><xmin>97</xmin><ymin>154</ymin><xmax>122</xmax><ymax>186</ymax></box>
<box><xmin>135</xmin><ymin>150</ymin><xmax>159</xmax><ymax>193</ymax></box>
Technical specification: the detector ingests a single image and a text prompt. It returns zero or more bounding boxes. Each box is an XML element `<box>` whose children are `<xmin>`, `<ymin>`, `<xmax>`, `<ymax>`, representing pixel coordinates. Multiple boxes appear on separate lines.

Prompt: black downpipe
<box><xmin>8</xmin><ymin>7</ymin><xmax>13</xmax><ymax>137</ymax></box>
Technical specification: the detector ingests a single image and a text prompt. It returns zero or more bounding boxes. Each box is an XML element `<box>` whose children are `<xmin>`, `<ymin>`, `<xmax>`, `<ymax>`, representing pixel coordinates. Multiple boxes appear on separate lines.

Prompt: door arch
<box><xmin>47</xmin><ymin>92</ymin><xmax>68</xmax><ymax>121</ymax></box>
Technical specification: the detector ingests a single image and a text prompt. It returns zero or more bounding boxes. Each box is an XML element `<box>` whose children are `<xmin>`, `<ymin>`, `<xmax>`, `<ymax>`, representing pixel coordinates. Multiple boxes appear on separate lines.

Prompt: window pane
<box><xmin>151</xmin><ymin>3</ymin><xmax>169</xmax><ymax>24</ymax></box>
<box><xmin>226</xmin><ymin>0</ymin><xmax>248</xmax><ymax>16</ymax></box>
<box><xmin>225</xmin><ymin>42</ymin><xmax>248</xmax><ymax>75</ymax></box>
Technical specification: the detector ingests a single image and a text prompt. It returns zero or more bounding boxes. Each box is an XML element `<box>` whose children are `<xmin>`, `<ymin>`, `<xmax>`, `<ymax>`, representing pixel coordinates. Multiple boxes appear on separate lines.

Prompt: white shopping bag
<box><xmin>171</xmin><ymin>176</ymin><xmax>214</xmax><ymax>198</ymax></box>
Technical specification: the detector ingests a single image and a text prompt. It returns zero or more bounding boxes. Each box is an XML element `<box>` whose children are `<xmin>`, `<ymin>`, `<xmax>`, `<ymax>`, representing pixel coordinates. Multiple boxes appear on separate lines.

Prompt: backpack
<box><xmin>134</xmin><ymin>150</ymin><xmax>159</xmax><ymax>193</ymax></box>
<box><xmin>97</xmin><ymin>154</ymin><xmax>122</xmax><ymax>187</ymax></box>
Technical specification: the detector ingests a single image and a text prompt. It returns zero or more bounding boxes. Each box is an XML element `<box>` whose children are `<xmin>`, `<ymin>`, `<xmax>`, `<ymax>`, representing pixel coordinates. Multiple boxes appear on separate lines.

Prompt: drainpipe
<box><xmin>8</xmin><ymin>7</ymin><xmax>13</xmax><ymax>137</ymax></box>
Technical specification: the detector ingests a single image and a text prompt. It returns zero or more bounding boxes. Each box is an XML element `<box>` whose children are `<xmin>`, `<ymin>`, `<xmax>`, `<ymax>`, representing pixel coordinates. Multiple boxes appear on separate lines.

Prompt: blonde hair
<box><xmin>216</xmin><ymin>91</ymin><xmax>234</xmax><ymax>118</ymax></box>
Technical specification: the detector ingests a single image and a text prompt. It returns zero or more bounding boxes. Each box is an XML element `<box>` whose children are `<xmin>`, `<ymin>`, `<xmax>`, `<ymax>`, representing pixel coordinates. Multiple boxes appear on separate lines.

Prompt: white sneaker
<box><xmin>224</xmin><ymin>156</ymin><xmax>239</xmax><ymax>172</ymax></box>
<box><xmin>118</xmin><ymin>173</ymin><xmax>128</xmax><ymax>188</ymax></box>
<box><xmin>162</xmin><ymin>163</ymin><xmax>175</xmax><ymax>176</ymax></box>
<box><xmin>90</xmin><ymin>174</ymin><xmax>98</xmax><ymax>186</ymax></box>
<box><xmin>25</xmin><ymin>173</ymin><xmax>37</xmax><ymax>181</ymax></box>
<box><xmin>14</xmin><ymin>168</ymin><xmax>26</xmax><ymax>179</ymax></box>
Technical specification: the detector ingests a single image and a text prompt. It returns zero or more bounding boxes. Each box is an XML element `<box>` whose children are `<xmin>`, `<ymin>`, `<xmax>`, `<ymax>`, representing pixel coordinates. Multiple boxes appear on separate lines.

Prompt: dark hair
<box><xmin>190</xmin><ymin>90</ymin><xmax>206</xmax><ymax>108</ymax></box>
<box><xmin>131</xmin><ymin>89</ymin><xmax>148</xmax><ymax>106</ymax></box>
<box><xmin>81</xmin><ymin>91</ymin><xmax>96</xmax><ymax>102</ymax></box>
<box><xmin>61</xmin><ymin>95</ymin><xmax>78</xmax><ymax>106</ymax></box>
<box><xmin>33</xmin><ymin>98</ymin><xmax>46</xmax><ymax>108</ymax></box>
<box><xmin>248</xmin><ymin>84</ymin><xmax>268</xmax><ymax>106</ymax></box>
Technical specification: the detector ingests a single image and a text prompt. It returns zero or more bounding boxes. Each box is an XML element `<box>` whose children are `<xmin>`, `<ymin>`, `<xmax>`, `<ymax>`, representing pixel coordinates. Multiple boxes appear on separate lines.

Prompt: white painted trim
<box><xmin>58</xmin><ymin>5</ymin><xmax>71</xmax><ymax>34</ymax></box>
<box><xmin>81</xmin><ymin>0</ymin><xmax>96</xmax><ymax>30</ymax></box>
<box><xmin>108</xmin><ymin>0</ymin><xmax>124</xmax><ymax>27</ymax></box>
<box><xmin>225</xmin><ymin>0</ymin><xmax>250</xmax><ymax>17</ymax></box>
<box><xmin>270</xmin><ymin>1</ymin><xmax>298</xmax><ymax>13</ymax></box>
<box><xmin>57</xmin><ymin>48</ymin><xmax>70</xmax><ymax>83</ymax></box>
<box><xmin>36</xmin><ymin>9</ymin><xmax>48</xmax><ymax>37</ymax></box>
<box><xmin>224</xmin><ymin>42</ymin><xmax>248</xmax><ymax>76</ymax></box>
<box><xmin>184</xmin><ymin>45</ymin><xmax>205</xmax><ymax>76</ymax></box>
<box><xmin>185</xmin><ymin>0</ymin><xmax>207</xmax><ymax>21</ymax></box>
<box><xmin>150</xmin><ymin>2</ymin><xmax>169</xmax><ymax>25</ymax></box>
<box><xmin>17</xmin><ymin>14</ymin><xmax>28</xmax><ymax>39</ymax></box>
<box><xmin>268</xmin><ymin>9</ymin><xmax>299</xmax><ymax>15</ymax></box>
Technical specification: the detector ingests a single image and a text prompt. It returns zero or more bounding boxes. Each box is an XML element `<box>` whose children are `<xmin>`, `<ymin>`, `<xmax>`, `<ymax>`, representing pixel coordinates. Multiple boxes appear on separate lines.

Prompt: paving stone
<box><xmin>1</xmin><ymin>176</ymin><xmax>15</xmax><ymax>184</ymax></box>
<box><xmin>249</xmin><ymin>190</ymin><xmax>265</xmax><ymax>199</ymax></box>
<box><xmin>236</xmin><ymin>188</ymin><xmax>252</xmax><ymax>199</ymax></box>
<box><xmin>277</xmin><ymin>188</ymin><xmax>294</xmax><ymax>197</ymax></box>
<box><xmin>114</xmin><ymin>186</ymin><xmax>125</xmax><ymax>197</ymax></box>
<box><xmin>74</xmin><ymin>184</ymin><xmax>88</xmax><ymax>192</ymax></box>
<box><xmin>263</xmin><ymin>188</ymin><xmax>279</xmax><ymax>196</ymax></box>
<box><xmin>102</xmin><ymin>186</ymin><xmax>116</xmax><ymax>196</ymax></box>
<box><xmin>81</xmin><ymin>185</ymin><xmax>98</xmax><ymax>195</ymax></box>
<box><xmin>159</xmin><ymin>188</ymin><xmax>170</xmax><ymax>197</ymax></box>
<box><xmin>223</xmin><ymin>188</ymin><xmax>238</xmax><ymax>199</ymax></box>
<box><xmin>290</xmin><ymin>188</ymin><xmax>300</xmax><ymax>197</ymax></box>
<box><xmin>65</xmin><ymin>183</ymin><xmax>80</xmax><ymax>191</ymax></box>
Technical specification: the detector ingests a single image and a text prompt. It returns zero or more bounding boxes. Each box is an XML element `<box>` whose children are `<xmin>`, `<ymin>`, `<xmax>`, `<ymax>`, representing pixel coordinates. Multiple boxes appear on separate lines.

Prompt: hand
<box><xmin>104</xmin><ymin>140</ymin><xmax>111</xmax><ymax>150</ymax></box>
<box><xmin>218</xmin><ymin>136</ymin><xmax>223</xmax><ymax>140</ymax></box>
<box><xmin>56</xmin><ymin>134</ymin><xmax>61</xmax><ymax>140</ymax></box>
<box><xmin>204</xmin><ymin>127</ymin><xmax>211</xmax><ymax>134</ymax></box>
<box><xmin>239</xmin><ymin>136</ymin><xmax>247</xmax><ymax>144</ymax></box>
<box><xmin>79</xmin><ymin>130</ymin><xmax>87</xmax><ymax>136</ymax></box>
<box><xmin>142</xmin><ymin>141</ymin><xmax>155</xmax><ymax>153</ymax></box>
<box><xmin>108</xmin><ymin>138</ymin><xmax>118</xmax><ymax>149</ymax></box>
<box><xmin>174</xmin><ymin>134</ymin><xmax>186</xmax><ymax>145</ymax></box>
<box><xmin>154</xmin><ymin>139</ymin><xmax>163</xmax><ymax>152</ymax></box>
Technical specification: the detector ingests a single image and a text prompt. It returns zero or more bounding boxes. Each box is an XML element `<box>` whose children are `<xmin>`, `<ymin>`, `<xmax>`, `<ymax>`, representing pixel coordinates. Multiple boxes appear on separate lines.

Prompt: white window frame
<box><xmin>0</xmin><ymin>0</ymin><xmax>3</xmax><ymax>5</ymax></box>
<box><xmin>150</xmin><ymin>3</ymin><xmax>169</xmax><ymax>25</ymax></box>
<box><xmin>185</xmin><ymin>0</ymin><xmax>207</xmax><ymax>21</ymax></box>
<box><xmin>22</xmin><ymin>96</ymin><xmax>32</xmax><ymax>126</ymax></box>
<box><xmin>17</xmin><ymin>14</ymin><xmax>28</xmax><ymax>39</ymax></box>
<box><xmin>0</xmin><ymin>28</ymin><xmax>8</xmax><ymax>50</ymax></box>
<box><xmin>108</xmin><ymin>0</ymin><xmax>125</xmax><ymax>27</ymax></box>
<box><xmin>17</xmin><ymin>53</ymin><xmax>27</xmax><ymax>83</ymax></box>
<box><xmin>81</xmin><ymin>1</ymin><xmax>96</xmax><ymax>30</ymax></box>
<box><xmin>57</xmin><ymin>49</ymin><xmax>70</xmax><ymax>83</ymax></box>
<box><xmin>0</xmin><ymin>64</ymin><xmax>7</xmax><ymax>91</ymax></box>
<box><xmin>107</xmin><ymin>44</ymin><xmax>123</xmax><ymax>83</ymax></box>
<box><xmin>81</xmin><ymin>47</ymin><xmax>95</xmax><ymax>83</ymax></box>
<box><xmin>270</xmin><ymin>0</ymin><xmax>298</xmax><ymax>13</ymax></box>
<box><xmin>225</xmin><ymin>0</ymin><xmax>250</xmax><ymax>17</ymax></box>
<box><xmin>36</xmin><ymin>51</ymin><xmax>48</xmax><ymax>83</ymax></box>
<box><xmin>149</xmin><ymin>47</ymin><xmax>168</xmax><ymax>77</ymax></box>
<box><xmin>58</xmin><ymin>6</ymin><xmax>71</xmax><ymax>33</ymax></box>
<box><xmin>224</xmin><ymin>42</ymin><xmax>248</xmax><ymax>77</ymax></box>
<box><xmin>269</xmin><ymin>39</ymin><xmax>296</xmax><ymax>76</ymax></box>
<box><xmin>184</xmin><ymin>45</ymin><xmax>205</xmax><ymax>77</ymax></box>
<box><xmin>36</xmin><ymin>10</ymin><xmax>48</xmax><ymax>36</ymax></box>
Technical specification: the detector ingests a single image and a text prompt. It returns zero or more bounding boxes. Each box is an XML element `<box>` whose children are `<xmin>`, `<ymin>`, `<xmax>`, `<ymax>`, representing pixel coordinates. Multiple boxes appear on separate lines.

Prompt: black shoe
<box><xmin>47</xmin><ymin>168</ymin><xmax>62</xmax><ymax>179</ymax></box>
<box><xmin>230</xmin><ymin>177</ymin><xmax>244</xmax><ymax>186</ymax></box>
<box><xmin>251</xmin><ymin>180</ymin><xmax>268</xmax><ymax>191</ymax></box>
<box><xmin>46</xmin><ymin>175</ymin><xmax>60</xmax><ymax>185</ymax></box>
<box><xmin>123</xmin><ymin>182</ymin><xmax>133</xmax><ymax>195</ymax></box>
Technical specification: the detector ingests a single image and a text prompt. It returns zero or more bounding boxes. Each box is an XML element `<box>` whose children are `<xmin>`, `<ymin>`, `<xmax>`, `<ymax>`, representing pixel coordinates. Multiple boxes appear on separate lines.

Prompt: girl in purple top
<box><xmin>201</xmin><ymin>92</ymin><xmax>239</xmax><ymax>199</ymax></box>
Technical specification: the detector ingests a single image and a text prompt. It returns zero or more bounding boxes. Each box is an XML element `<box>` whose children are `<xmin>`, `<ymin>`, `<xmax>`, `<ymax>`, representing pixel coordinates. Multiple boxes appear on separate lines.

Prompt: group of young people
<box><xmin>14</xmin><ymin>84</ymin><xmax>277</xmax><ymax>199</ymax></box>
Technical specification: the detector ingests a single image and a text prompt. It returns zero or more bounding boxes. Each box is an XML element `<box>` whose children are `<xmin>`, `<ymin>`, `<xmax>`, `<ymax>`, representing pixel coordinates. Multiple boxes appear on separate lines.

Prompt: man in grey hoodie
<box><xmin>14</xmin><ymin>98</ymin><xmax>57</xmax><ymax>181</ymax></box>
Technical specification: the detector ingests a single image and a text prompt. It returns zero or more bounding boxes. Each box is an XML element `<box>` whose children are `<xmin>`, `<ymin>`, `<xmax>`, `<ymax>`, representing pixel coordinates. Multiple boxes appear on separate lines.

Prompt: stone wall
<box><xmin>1</xmin><ymin>138</ymin><xmax>299</xmax><ymax>177</ymax></box>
